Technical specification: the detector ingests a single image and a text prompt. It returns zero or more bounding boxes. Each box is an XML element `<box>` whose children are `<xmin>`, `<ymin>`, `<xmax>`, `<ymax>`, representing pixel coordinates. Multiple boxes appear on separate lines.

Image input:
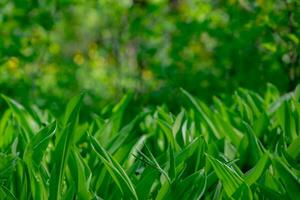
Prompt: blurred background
<box><xmin>0</xmin><ymin>0</ymin><xmax>299</xmax><ymax>116</ymax></box>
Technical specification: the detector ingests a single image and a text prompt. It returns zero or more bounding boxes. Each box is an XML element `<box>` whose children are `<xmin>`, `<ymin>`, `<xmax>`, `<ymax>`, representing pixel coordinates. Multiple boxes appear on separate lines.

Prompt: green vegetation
<box><xmin>1</xmin><ymin>84</ymin><xmax>300</xmax><ymax>199</ymax></box>
<box><xmin>1</xmin><ymin>0</ymin><xmax>300</xmax><ymax>199</ymax></box>
<box><xmin>1</xmin><ymin>0</ymin><xmax>300</xmax><ymax>113</ymax></box>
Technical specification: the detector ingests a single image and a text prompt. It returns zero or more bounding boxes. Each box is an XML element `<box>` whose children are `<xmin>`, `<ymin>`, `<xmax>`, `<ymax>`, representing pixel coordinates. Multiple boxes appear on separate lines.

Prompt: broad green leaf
<box><xmin>181</xmin><ymin>88</ymin><xmax>221</xmax><ymax>139</ymax></box>
<box><xmin>242</xmin><ymin>122</ymin><xmax>263</xmax><ymax>165</ymax></box>
<box><xmin>175</xmin><ymin>137</ymin><xmax>204</xmax><ymax>165</ymax></box>
<box><xmin>272</xmin><ymin>157</ymin><xmax>300</xmax><ymax>199</ymax></box>
<box><xmin>157</xmin><ymin>118</ymin><xmax>180</xmax><ymax>150</ymax></box>
<box><xmin>155</xmin><ymin>180</ymin><xmax>170</xmax><ymax>200</ymax></box>
<box><xmin>49</xmin><ymin>94</ymin><xmax>83</xmax><ymax>200</ymax></box>
<box><xmin>69</xmin><ymin>149</ymin><xmax>91</xmax><ymax>200</ymax></box>
<box><xmin>107</xmin><ymin>112</ymin><xmax>145</xmax><ymax>154</ymax></box>
<box><xmin>137</xmin><ymin>143</ymin><xmax>171</xmax><ymax>184</ymax></box>
<box><xmin>256</xmin><ymin>184</ymin><xmax>283</xmax><ymax>200</ymax></box>
<box><xmin>0</xmin><ymin>153</ymin><xmax>17</xmax><ymax>178</ymax></box>
<box><xmin>136</xmin><ymin>167</ymin><xmax>160</xmax><ymax>199</ymax></box>
<box><xmin>24</xmin><ymin>121</ymin><xmax>56</xmax><ymax>166</ymax></box>
<box><xmin>245</xmin><ymin>154</ymin><xmax>269</xmax><ymax>186</ymax></box>
<box><xmin>0</xmin><ymin>110</ymin><xmax>14</xmax><ymax>149</ymax></box>
<box><xmin>287</xmin><ymin>135</ymin><xmax>300</xmax><ymax>160</ymax></box>
<box><xmin>172</xmin><ymin>109</ymin><xmax>185</xmax><ymax>137</ymax></box>
<box><xmin>110</xmin><ymin>94</ymin><xmax>131</xmax><ymax>134</ymax></box>
<box><xmin>172</xmin><ymin>169</ymin><xmax>207</xmax><ymax>200</ymax></box>
<box><xmin>207</xmin><ymin>155</ymin><xmax>244</xmax><ymax>197</ymax></box>
<box><xmin>232</xmin><ymin>183</ymin><xmax>253</xmax><ymax>200</ymax></box>
<box><xmin>294</xmin><ymin>84</ymin><xmax>300</xmax><ymax>102</ymax></box>
<box><xmin>0</xmin><ymin>184</ymin><xmax>17</xmax><ymax>200</ymax></box>
<box><xmin>90</xmin><ymin>135</ymin><xmax>138</xmax><ymax>200</ymax></box>
<box><xmin>168</xmin><ymin>146</ymin><xmax>176</xmax><ymax>181</ymax></box>
<box><xmin>2</xmin><ymin>95</ymin><xmax>36</xmax><ymax>141</ymax></box>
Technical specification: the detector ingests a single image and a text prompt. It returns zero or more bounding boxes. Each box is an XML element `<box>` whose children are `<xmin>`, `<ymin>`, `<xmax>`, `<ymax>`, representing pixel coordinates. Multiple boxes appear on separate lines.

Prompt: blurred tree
<box><xmin>0</xmin><ymin>0</ymin><xmax>299</xmax><ymax>116</ymax></box>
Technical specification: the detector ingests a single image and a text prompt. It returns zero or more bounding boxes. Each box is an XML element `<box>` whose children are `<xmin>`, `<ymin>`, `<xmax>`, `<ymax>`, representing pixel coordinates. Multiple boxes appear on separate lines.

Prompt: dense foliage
<box><xmin>1</xmin><ymin>85</ymin><xmax>300</xmax><ymax>199</ymax></box>
<box><xmin>1</xmin><ymin>0</ymin><xmax>300</xmax><ymax>199</ymax></box>
<box><xmin>1</xmin><ymin>0</ymin><xmax>300</xmax><ymax>113</ymax></box>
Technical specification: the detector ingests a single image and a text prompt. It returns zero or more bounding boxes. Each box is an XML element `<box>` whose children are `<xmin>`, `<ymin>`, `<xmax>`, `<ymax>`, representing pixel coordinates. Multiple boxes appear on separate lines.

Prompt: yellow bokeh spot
<box><xmin>256</xmin><ymin>0</ymin><xmax>264</xmax><ymax>6</ymax></box>
<box><xmin>44</xmin><ymin>64</ymin><xmax>58</xmax><ymax>74</ymax></box>
<box><xmin>229</xmin><ymin>0</ymin><xmax>236</xmax><ymax>5</ymax></box>
<box><xmin>73</xmin><ymin>53</ymin><xmax>85</xmax><ymax>65</ymax></box>
<box><xmin>88</xmin><ymin>49</ymin><xmax>96</xmax><ymax>59</ymax></box>
<box><xmin>88</xmin><ymin>43</ymin><xmax>98</xmax><ymax>59</ymax></box>
<box><xmin>7</xmin><ymin>57</ymin><xmax>19</xmax><ymax>70</ymax></box>
<box><xmin>49</xmin><ymin>43</ymin><xmax>61</xmax><ymax>55</ymax></box>
<box><xmin>142</xmin><ymin>69</ymin><xmax>153</xmax><ymax>80</ymax></box>
<box><xmin>91</xmin><ymin>56</ymin><xmax>105</xmax><ymax>69</ymax></box>
<box><xmin>89</xmin><ymin>43</ymin><xmax>98</xmax><ymax>50</ymax></box>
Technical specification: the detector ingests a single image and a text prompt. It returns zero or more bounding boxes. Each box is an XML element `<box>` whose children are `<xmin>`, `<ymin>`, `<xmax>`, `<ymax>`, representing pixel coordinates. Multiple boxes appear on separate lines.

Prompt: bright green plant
<box><xmin>1</xmin><ymin>84</ymin><xmax>300</xmax><ymax>199</ymax></box>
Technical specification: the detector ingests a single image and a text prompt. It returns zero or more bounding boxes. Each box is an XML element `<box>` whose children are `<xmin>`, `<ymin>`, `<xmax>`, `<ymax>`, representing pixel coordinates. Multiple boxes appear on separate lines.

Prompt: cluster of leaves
<box><xmin>1</xmin><ymin>0</ymin><xmax>300</xmax><ymax>112</ymax></box>
<box><xmin>1</xmin><ymin>84</ymin><xmax>300</xmax><ymax>199</ymax></box>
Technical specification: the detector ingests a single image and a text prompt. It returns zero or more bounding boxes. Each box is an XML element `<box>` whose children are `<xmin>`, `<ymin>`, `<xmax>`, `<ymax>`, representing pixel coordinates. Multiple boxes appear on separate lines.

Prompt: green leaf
<box><xmin>1</xmin><ymin>94</ymin><xmax>36</xmax><ymax>141</ymax></box>
<box><xmin>107</xmin><ymin>113</ymin><xmax>145</xmax><ymax>154</ymax></box>
<box><xmin>49</xmin><ymin>94</ymin><xmax>84</xmax><ymax>200</ymax></box>
<box><xmin>232</xmin><ymin>183</ymin><xmax>253</xmax><ymax>200</ymax></box>
<box><xmin>90</xmin><ymin>135</ymin><xmax>138</xmax><ymax>200</ymax></box>
<box><xmin>245</xmin><ymin>154</ymin><xmax>269</xmax><ymax>186</ymax></box>
<box><xmin>287</xmin><ymin>135</ymin><xmax>300</xmax><ymax>160</ymax></box>
<box><xmin>207</xmin><ymin>155</ymin><xmax>244</xmax><ymax>197</ymax></box>
<box><xmin>272</xmin><ymin>157</ymin><xmax>300</xmax><ymax>199</ymax></box>
<box><xmin>0</xmin><ymin>110</ymin><xmax>14</xmax><ymax>149</ymax></box>
<box><xmin>181</xmin><ymin>88</ymin><xmax>220</xmax><ymax>139</ymax></box>
<box><xmin>69</xmin><ymin>149</ymin><xmax>91</xmax><ymax>200</ymax></box>
<box><xmin>242</xmin><ymin>122</ymin><xmax>264</xmax><ymax>165</ymax></box>
<box><xmin>172</xmin><ymin>169</ymin><xmax>207</xmax><ymax>200</ymax></box>
<box><xmin>172</xmin><ymin>109</ymin><xmax>185</xmax><ymax>137</ymax></box>
<box><xmin>136</xmin><ymin>167</ymin><xmax>160</xmax><ymax>199</ymax></box>
<box><xmin>157</xmin><ymin>118</ymin><xmax>180</xmax><ymax>151</ymax></box>
<box><xmin>168</xmin><ymin>146</ymin><xmax>176</xmax><ymax>181</ymax></box>
<box><xmin>24</xmin><ymin>121</ymin><xmax>56</xmax><ymax>166</ymax></box>
<box><xmin>0</xmin><ymin>153</ymin><xmax>17</xmax><ymax>178</ymax></box>
<box><xmin>0</xmin><ymin>184</ymin><xmax>17</xmax><ymax>200</ymax></box>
